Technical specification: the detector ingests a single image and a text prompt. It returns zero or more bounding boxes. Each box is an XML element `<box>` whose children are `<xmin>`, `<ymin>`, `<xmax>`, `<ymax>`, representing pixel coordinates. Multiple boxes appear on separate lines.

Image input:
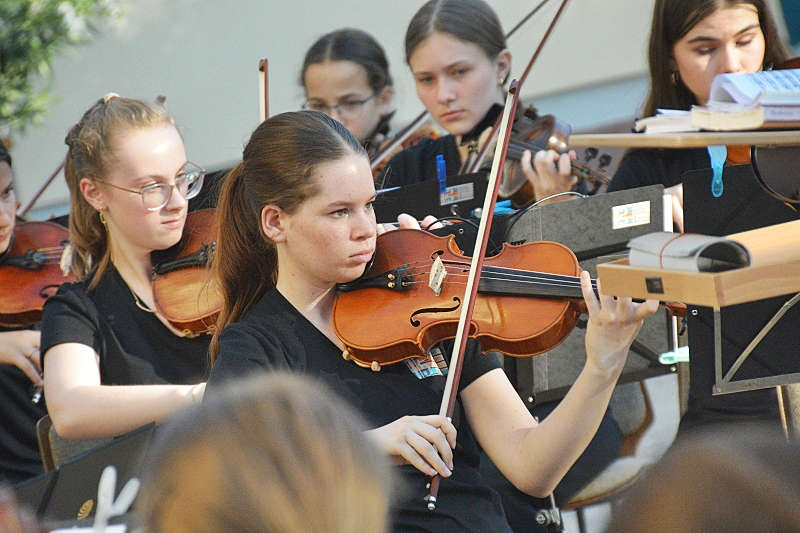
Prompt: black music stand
<box><xmin>374</xmin><ymin>173</ymin><xmax>488</xmax><ymax>223</ymax></box>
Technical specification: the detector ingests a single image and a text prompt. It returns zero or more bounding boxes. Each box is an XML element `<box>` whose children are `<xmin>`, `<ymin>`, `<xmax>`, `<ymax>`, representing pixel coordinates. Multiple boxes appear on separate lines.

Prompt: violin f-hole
<box><xmin>410</xmin><ymin>297</ymin><xmax>461</xmax><ymax>327</ymax></box>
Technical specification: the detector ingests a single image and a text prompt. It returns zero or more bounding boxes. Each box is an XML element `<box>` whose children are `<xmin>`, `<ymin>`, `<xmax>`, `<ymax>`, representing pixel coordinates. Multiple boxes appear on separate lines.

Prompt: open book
<box><xmin>690</xmin><ymin>69</ymin><xmax>800</xmax><ymax>130</ymax></box>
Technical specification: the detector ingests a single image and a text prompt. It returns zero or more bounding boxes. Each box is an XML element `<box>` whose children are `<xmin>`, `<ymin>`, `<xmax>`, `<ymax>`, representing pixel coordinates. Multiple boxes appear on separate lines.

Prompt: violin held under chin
<box><xmin>150</xmin><ymin>208</ymin><xmax>222</xmax><ymax>337</ymax></box>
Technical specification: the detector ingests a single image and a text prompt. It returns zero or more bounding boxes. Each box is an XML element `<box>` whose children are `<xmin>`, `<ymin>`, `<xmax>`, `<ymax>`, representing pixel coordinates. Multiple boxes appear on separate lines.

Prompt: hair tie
<box><xmin>102</xmin><ymin>92</ymin><xmax>120</xmax><ymax>104</ymax></box>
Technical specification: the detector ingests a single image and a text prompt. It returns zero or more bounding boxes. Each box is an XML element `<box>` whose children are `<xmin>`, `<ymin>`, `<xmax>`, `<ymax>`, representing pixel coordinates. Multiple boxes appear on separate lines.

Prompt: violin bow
<box><xmin>465</xmin><ymin>0</ymin><xmax>571</xmax><ymax>174</ymax></box>
<box><xmin>425</xmin><ymin>80</ymin><xmax>522</xmax><ymax>511</ymax></box>
<box><xmin>369</xmin><ymin>0</ymin><xmax>554</xmax><ymax>173</ymax></box>
<box><xmin>259</xmin><ymin>58</ymin><xmax>269</xmax><ymax>122</ymax></box>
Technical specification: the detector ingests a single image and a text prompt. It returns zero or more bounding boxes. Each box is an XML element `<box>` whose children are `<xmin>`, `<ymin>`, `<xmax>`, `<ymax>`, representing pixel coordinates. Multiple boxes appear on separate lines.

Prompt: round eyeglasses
<box><xmin>302</xmin><ymin>94</ymin><xmax>377</xmax><ymax>117</ymax></box>
<box><xmin>97</xmin><ymin>162</ymin><xmax>206</xmax><ymax>211</ymax></box>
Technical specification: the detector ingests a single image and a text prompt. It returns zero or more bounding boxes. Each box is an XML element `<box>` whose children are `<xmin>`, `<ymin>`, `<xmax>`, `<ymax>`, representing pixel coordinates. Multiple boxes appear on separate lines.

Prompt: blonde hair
<box><xmin>139</xmin><ymin>372</ymin><xmax>392</xmax><ymax>533</ymax></box>
<box><xmin>63</xmin><ymin>94</ymin><xmax>175</xmax><ymax>289</ymax></box>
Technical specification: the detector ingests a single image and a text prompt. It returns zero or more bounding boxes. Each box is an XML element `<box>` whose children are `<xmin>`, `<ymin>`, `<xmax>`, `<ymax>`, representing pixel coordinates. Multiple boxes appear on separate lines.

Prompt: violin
<box><xmin>0</xmin><ymin>221</ymin><xmax>75</xmax><ymax>327</ymax></box>
<box><xmin>496</xmin><ymin>106</ymin><xmax>612</xmax><ymax>206</ymax></box>
<box><xmin>151</xmin><ymin>208</ymin><xmax>221</xmax><ymax>337</ymax></box>
<box><xmin>371</xmin><ymin>113</ymin><xmax>443</xmax><ymax>182</ymax></box>
<box><xmin>333</xmin><ymin>229</ymin><xmax>587</xmax><ymax>370</ymax></box>
<box><xmin>333</xmin><ymin>229</ymin><xmax>684</xmax><ymax>370</ymax></box>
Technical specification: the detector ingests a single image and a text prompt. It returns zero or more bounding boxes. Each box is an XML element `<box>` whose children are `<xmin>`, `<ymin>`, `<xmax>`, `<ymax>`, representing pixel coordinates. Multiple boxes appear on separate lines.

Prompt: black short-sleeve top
<box><xmin>0</xmin><ymin>325</ymin><xmax>46</xmax><ymax>484</ymax></box>
<box><xmin>380</xmin><ymin>135</ymin><xmax>462</xmax><ymax>189</ymax></box>
<box><xmin>208</xmin><ymin>287</ymin><xmax>511</xmax><ymax>533</ymax></box>
<box><xmin>40</xmin><ymin>267</ymin><xmax>209</xmax><ymax>385</ymax></box>
<box><xmin>607</xmin><ymin>147</ymin><xmax>709</xmax><ymax>192</ymax></box>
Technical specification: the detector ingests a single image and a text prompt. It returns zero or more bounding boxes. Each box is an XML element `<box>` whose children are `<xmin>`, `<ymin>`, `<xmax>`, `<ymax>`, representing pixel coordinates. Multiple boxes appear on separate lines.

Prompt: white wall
<box><xmin>12</xmin><ymin>0</ymin><xmax>662</xmax><ymax>212</ymax></box>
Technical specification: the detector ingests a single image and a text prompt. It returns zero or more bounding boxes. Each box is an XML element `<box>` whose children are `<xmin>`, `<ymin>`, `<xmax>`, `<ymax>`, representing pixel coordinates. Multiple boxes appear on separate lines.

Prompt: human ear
<box><xmin>494</xmin><ymin>49</ymin><xmax>512</xmax><ymax>85</ymax></box>
<box><xmin>260</xmin><ymin>204</ymin><xmax>286</xmax><ymax>242</ymax></box>
<box><xmin>376</xmin><ymin>85</ymin><xmax>394</xmax><ymax>115</ymax></box>
<box><xmin>79</xmin><ymin>177</ymin><xmax>107</xmax><ymax>212</ymax></box>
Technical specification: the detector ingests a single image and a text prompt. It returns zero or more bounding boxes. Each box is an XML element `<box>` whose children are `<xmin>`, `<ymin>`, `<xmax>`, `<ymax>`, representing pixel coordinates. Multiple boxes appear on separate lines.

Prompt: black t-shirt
<box><xmin>41</xmin><ymin>267</ymin><xmax>209</xmax><ymax>385</ymax></box>
<box><xmin>0</xmin><ymin>325</ymin><xmax>46</xmax><ymax>485</ymax></box>
<box><xmin>207</xmin><ymin>287</ymin><xmax>511</xmax><ymax>533</ymax></box>
<box><xmin>381</xmin><ymin>135</ymin><xmax>461</xmax><ymax>189</ymax></box>
<box><xmin>607</xmin><ymin>148</ymin><xmax>709</xmax><ymax>192</ymax></box>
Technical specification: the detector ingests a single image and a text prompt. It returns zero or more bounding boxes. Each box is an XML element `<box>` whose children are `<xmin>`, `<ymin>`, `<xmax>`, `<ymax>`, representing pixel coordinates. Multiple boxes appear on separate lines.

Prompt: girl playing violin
<box><xmin>0</xmin><ymin>143</ymin><xmax>47</xmax><ymax>484</ymax></box>
<box><xmin>380</xmin><ymin>0</ymin><xmax>575</xmax><ymax>204</ymax></box>
<box><xmin>301</xmin><ymin>28</ymin><xmax>395</xmax><ymax>160</ymax></box>
<box><xmin>41</xmin><ymin>95</ymin><xmax>209</xmax><ymax>440</ymax></box>
<box><xmin>206</xmin><ymin>110</ymin><xmax>657</xmax><ymax>533</ymax></box>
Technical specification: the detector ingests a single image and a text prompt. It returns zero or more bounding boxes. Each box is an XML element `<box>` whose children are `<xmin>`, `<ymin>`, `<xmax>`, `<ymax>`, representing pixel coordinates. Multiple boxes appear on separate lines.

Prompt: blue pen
<box><xmin>435</xmin><ymin>154</ymin><xmax>447</xmax><ymax>194</ymax></box>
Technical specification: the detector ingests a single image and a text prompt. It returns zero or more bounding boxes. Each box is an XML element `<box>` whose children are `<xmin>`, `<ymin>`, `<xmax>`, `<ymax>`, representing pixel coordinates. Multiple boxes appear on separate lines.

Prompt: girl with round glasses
<box><xmin>40</xmin><ymin>94</ymin><xmax>209</xmax><ymax>440</ymax></box>
<box><xmin>380</xmin><ymin>0</ymin><xmax>575</xmax><ymax>205</ymax></box>
<box><xmin>301</xmin><ymin>28</ymin><xmax>395</xmax><ymax>160</ymax></box>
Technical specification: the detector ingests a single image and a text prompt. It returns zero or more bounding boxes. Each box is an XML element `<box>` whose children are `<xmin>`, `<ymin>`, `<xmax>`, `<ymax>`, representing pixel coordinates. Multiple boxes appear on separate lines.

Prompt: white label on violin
<box><xmin>440</xmin><ymin>183</ymin><xmax>474</xmax><ymax>206</ymax></box>
<box><xmin>612</xmin><ymin>201</ymin><xmax>651</xmax><ymax>230</ymax></box>
<box><xmin>429</xmin><ymin>256</ymin><xmax>447</xmax><ymax>296</ymax></box>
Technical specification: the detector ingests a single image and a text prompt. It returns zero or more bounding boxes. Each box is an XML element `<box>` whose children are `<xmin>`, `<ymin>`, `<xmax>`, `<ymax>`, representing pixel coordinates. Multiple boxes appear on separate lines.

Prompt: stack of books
<box><xmin>634</xmin><ymin>69</ymin><xmax>800</xmax><ymax>133</ymax></box>
<box><xmin>691</xmin><ymin>68</ymin><xmax>800</xmax><ymax>130</ymax></box>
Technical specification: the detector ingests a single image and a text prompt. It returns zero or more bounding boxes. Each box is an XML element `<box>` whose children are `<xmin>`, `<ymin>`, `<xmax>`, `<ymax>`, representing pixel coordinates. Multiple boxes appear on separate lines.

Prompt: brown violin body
<box><xmin>0</xmin><ymin>221</ymin><xmax>75</xmax><ymax>327</ymax></box>
<box><xmin>151</xmin><ymin>209</ymin><xmax>221</xmax><ymax>337</ymax></box>
<box><xmin>333</xmin><ymin>229</ymin><xmax>583</xmax><ymax>369</ymax></box>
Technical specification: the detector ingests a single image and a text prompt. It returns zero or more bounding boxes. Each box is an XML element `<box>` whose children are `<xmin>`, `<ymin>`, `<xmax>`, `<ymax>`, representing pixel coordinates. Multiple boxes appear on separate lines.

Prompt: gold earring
<box><xmin>670</xmin><ymin>71</ymin><xmax>679</xmax><ymax>86</ymax></box>
<box><xmin>98</xmin><ymin>210</ymin><xmax>108</xmax><ymax>226</ymax></box>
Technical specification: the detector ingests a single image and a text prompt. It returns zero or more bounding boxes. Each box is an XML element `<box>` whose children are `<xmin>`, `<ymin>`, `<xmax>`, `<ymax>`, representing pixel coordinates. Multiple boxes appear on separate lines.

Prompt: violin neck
<box><xmin>506</xmin><ymin>141</ymin><xmax>609</xmax><ymax>186</ymax></box>
<box><xmin>477</xmin><ymin>266</ymin><xmax>586</xmax><ymax>299</ymax></box>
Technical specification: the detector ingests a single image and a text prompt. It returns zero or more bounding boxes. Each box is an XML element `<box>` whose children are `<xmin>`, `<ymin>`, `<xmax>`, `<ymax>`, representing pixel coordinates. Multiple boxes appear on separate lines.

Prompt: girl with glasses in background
<box><xmin>40</xmin><ymin>94</ymin><xmax>210</xmax><ymax>440</ymax></box>
<box><xmin>301</xmin><ymin>28</ymin><xmax>396</xmax><ymax>161</ymax></box>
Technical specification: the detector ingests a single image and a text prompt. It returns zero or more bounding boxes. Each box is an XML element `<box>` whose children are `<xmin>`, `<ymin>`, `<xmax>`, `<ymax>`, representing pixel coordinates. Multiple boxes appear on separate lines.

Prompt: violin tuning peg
<box><xmin>583</xmin><ymin>147</ymin><xmax>598</xmax><ymax>162</ymax></box>
<box><xmin>598</xmin><ymin>154</ymin><xmax>612</xmax><ymax>169</ymax></box>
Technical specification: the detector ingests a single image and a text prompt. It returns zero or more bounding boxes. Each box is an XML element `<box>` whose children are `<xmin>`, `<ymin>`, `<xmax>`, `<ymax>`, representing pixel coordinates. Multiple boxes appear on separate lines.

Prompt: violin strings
<box><xmin>400</xmin><ymin>263</ymin><xmax>594</xmax><ymax>288</ymax></box>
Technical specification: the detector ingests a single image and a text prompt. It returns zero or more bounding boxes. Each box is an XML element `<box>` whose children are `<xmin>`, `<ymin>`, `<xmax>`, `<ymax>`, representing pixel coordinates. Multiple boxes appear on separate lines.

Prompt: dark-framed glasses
<box><xmin>302</xmin><ymin>93</ymin><xmax>377</xmax><ymax>117</ymax></box>
<box><xmin>98</xmin><ymin>162</ymin><xmax>206</xmax><ymax>211</ymax></box>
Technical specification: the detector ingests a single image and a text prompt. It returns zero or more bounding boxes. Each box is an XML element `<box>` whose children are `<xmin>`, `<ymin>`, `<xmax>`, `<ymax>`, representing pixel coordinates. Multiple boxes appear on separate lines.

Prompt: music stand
<box><xmin>373</xmin><ymin>173</ymin><xmax>488</xmax><ymax>223</ymax></box>
<box><xmin>599</xmin><ymin>165</ymin><xmax>800</xmax><ymax>397</ymax></box>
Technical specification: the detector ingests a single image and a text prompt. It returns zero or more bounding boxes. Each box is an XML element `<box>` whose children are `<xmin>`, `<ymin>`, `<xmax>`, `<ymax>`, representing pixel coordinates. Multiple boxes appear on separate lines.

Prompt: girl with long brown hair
<box><xmin>206</xmin><ymin>109</ymin><xmax>657</xmax><ymax>532</ymax></box>
<box><xmin>541</xmin><ymin>0</ymin><xmax>794</xmax><ymax>435</ymax></box>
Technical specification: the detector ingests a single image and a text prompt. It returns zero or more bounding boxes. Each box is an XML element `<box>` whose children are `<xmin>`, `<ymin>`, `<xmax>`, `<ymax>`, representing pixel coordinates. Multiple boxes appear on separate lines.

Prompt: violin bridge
<box><xmin>428</xmin><ymin>256</ymin><xmax>447</xmax><ymax>296</ymax></box>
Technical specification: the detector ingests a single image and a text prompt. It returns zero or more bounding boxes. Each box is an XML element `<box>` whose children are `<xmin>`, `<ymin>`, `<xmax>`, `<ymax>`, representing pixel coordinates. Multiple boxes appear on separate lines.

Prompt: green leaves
<box><xmin>0</xmin><ymin>0</ymin><xmax>113</xmax><ymax>132</ymax></box>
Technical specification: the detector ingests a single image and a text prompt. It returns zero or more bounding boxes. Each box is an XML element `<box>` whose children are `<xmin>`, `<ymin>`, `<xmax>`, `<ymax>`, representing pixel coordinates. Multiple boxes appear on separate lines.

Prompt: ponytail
<box><xmin>209</xmin><ymin>111</ymin><xmax>365</xmax><ymax>365</ymax></box>
<box><xmin>209</xmin><ymin>164</ymin><xmax>275</xmax><ymax>362</ymax></box>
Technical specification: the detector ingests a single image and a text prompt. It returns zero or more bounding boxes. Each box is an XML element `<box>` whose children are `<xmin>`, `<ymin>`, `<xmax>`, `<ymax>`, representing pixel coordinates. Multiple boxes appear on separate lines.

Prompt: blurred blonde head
<box><xmin>139</xmin><ymin>372</ymin><xmax>392</xmax><ymax>533</ymax></box>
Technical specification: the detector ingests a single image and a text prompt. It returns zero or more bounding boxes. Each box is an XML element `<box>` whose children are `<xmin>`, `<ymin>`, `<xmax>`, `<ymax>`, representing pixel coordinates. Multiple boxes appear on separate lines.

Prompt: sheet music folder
<box><xmin>505</xmin><ymin>184</ymin><xmax>665</xmax><ymax>260</ymax></box>
<box><xmin>374</xmin><ymin>173</ymin><xmax>488</xmax><ymax>223</ymax></box>
<box><xmin>13</xmin><ymin>422</ymin><xmax>156</xmax><ymax>522</ymax></box>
